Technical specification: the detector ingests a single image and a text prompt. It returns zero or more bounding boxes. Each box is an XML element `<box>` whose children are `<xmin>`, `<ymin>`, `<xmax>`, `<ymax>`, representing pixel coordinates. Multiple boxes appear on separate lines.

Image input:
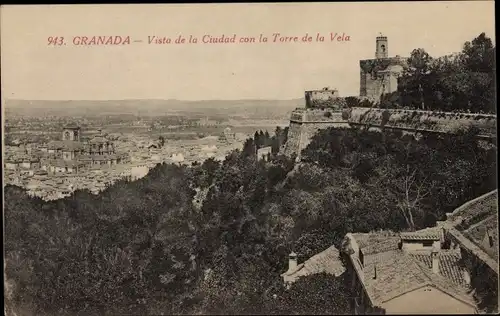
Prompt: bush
<box><xmin>341</xmin><ymin>109</ymin><xmax>352</xmax><ymax>120</ymax></box>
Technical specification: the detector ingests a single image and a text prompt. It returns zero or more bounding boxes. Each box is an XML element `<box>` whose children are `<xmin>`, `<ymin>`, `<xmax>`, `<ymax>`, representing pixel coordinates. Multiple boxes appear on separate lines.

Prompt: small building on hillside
<box><xmin>257</xmin><ymin>146</ymin><xmax>272</xmax><ymax>161</ymax></box>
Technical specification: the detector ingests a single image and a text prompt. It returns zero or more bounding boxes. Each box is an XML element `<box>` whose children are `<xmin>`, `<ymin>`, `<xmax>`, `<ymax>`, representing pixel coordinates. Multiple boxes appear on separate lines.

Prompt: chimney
<box><xmin>288</xmin><ymin>251</ymin><xmax>298</xmax><ymax>272</ymax></box>
<box><xmin>431</xmin><ymin>247</ymin><xmax>439</xmax><ymax>274</ymax></box>
<box><xmin>462</xmin><ymin>269</ymin><xmax>471</xmax><ymax>287</ymax></box>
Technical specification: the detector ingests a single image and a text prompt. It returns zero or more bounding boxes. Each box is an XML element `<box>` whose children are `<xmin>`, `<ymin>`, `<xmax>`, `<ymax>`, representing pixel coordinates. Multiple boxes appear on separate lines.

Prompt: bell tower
<box><xmin>62</xmin><ymin>124</ymin><xmax>81</xmax><ymax>141</ymax></box>
<box><xmin>375</xmin><ymin>33</ymin><xmax>388</xmax><ymax>59</ymax></box>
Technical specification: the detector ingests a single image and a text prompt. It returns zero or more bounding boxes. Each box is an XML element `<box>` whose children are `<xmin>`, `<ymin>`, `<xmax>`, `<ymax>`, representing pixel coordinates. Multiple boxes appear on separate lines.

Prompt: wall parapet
<box><xmin>282</xmin><ymin>107</ymin><xmax>497</xmax><ymax>158</ymax></box>
<box><xmin>347</xmin><ymin>108</ymin><xmax>497</xmax><ymax>136</ymax></box>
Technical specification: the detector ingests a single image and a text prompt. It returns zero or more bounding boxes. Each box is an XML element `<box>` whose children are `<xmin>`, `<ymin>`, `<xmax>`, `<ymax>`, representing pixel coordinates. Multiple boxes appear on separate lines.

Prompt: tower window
<box><xmin>381</xmin><ymin>45</ymin><xmax>386</xmax><ymax>52</ymax></box>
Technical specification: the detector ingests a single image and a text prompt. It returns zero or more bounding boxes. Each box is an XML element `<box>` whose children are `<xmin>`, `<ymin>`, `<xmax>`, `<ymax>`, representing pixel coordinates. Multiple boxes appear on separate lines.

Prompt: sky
<box><xmin>0</xmin><ymin>2</ymin><xmax>495</xmax><ymax>101</ymax></box>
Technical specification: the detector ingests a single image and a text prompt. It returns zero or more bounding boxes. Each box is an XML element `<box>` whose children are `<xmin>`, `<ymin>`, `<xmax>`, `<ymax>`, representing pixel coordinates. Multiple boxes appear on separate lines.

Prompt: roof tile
<box><xmin>349</xmin><ymin>233</ymin><xmax>476</xmax><ymax>308</ymax></box>
<box><xmin>283</xmin><ymin>245</ymin><xmax>345</xmax><ymax>279</ymax></box>
<box><xmin>410</xmin><ymin>250</ymin><xmax>466</xmax><ymax>286</ymax></box>
<box><xmin>463</xmin><ymin>215</ymin><xmax>498</xmax><ymax>262</ymax></box>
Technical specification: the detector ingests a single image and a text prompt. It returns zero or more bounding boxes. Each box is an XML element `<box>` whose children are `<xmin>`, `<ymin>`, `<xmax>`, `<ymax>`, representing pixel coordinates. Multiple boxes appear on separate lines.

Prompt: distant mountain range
<box><xmin>4</xmin><ymin>98</ymin><xmax>304</xmax><ymax>117</ymax></box>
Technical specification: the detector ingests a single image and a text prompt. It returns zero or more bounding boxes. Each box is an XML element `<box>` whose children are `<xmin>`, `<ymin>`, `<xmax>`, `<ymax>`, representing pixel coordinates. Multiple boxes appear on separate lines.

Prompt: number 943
<box><xmin>47</xmin><ymin>37</ymin><xmax>65</xmax><ymax>46</ymax></box>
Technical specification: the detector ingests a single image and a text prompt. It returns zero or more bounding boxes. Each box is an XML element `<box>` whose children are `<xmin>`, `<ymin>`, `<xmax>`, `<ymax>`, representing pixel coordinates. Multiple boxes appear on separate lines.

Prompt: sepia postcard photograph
<box><xmin>1</xmin><ymin>2</ymin><xmax>498</xmax><ymax>315</ymax></box>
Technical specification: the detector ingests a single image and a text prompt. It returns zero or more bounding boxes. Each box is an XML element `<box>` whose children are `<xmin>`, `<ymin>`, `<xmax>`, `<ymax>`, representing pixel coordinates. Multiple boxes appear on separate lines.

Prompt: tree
<box><xmin>242</xmin><ymin>138</ymin><xmax>257</xmax><ymax>157</ymax></box>
<box><xmin>264</xmin><ymin>273</ymin><xmax>351</xmax><ymax>315</ymax></box>
<box><xmin>397</xmin><ymin>33</ymin><xmax>495</xmax><ymax>113</ymax></box>
<box><xmin>462</xmin><ymin>32</ymin><xmax>495</xmax><ymax>73</ymax></box>
<box><xmin>401</xmin><ymin>48</ymin><xmax>433</xmax><ymax>110</ymax></box>
<box><xmin>461</xmin><ymin>33</ymin><xmax>496</xmax><ymax>113</ymax></box>
<box><xmin>199</xmin><ymin>158</ymin><xmax>220</xmax><ymax>188</ymax></box>
<box><xmin>264</xmin><ymin>130</ymin><xmax>271</xmax><ymax>143</ymax></box>
<box><xmin>389</xmin><ymin>164</ymin><xmax>431</xmax><ymax>231</ymax></box>
<box><xmin>254</xmin><ymin>131</ymin><xmax>261</xmax><ymax>148</ymax></box>
<box><xmin>344</xmin><ymin>96</ymin><xmax>361</xmax><ymax>108</ymax></box>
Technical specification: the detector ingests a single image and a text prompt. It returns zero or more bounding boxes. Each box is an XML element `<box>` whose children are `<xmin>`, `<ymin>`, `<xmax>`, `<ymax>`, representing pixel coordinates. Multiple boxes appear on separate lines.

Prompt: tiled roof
<box><xmin>447</xmin><ymin>190</ymin><xmax>498</xmax><ymax>226</ymax></box>
<box><xmin>410</xmin><ymin>257</ymin><xmax>476</xmax><ymax>307</ymax></box>
<box><xmin>281</xmin><ymin>245</ymin><xmax>345</xmax><ymax>278</ymax></box>
<box><xmin>444</xmin><ymin>190</ymin><xmax>499</xmax><ymax>274</ymax></box>
<box><xmin>362</xmin><ymin>250</ymin><xmax>429</xmax><ymax>304</ymax></box>
<box><xmin>400</xmin><ymin>227</ymin><xmax>442</xmax><ymax>240</ymax></box>
<box><xmin>463</xmin><ymin>215</ymin><xmax>498</xmax><ymax>262</ymax></box>
<box><xmin>410</xmin><ymin>250</ymin><xmax>466</xmax><ymax>286</ymax></box>
<box><xmin>350</xmin><ymin>231</ymin><xmax>400</xmax><ymax>255</ymax></box>
<box><xmin>361</xmin><ymin>249</ymin><xmax>475</xmax><ymax>307</ymax></box>
<box><xmin>348</xmin><ymin>232</ymin><xmax>476</xmax><ymax>309</ymax></box>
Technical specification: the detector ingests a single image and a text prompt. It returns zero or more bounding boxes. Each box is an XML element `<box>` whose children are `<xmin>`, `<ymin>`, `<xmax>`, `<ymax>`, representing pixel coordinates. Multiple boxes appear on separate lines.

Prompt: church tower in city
<box><xmin>62</xmin><ymin>124</ymin><xmax>81</xmax><ymax>142</ymax></box>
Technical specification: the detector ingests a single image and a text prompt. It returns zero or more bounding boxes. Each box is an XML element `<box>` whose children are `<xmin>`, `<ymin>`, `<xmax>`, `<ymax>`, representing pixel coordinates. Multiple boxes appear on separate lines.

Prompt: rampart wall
<box><xmin>282</xmin><ymin>107</ymin><xmax>497</xmax><ymax>158</ymax></box>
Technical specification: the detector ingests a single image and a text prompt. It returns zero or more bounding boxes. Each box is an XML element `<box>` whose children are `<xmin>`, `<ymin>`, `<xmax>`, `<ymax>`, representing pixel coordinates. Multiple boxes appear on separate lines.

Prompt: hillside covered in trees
<box><xmin>5</xmin><ymin>122</ymin><xmax>496</xmax><ymax>315</ymax></box>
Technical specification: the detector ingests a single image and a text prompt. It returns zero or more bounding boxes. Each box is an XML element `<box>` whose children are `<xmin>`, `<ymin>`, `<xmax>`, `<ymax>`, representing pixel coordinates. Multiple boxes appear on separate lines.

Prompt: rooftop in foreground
<box><xmin>346</xmin><ymin>230</ymin><xmax>476</xmax><ymax>309</ymax></box>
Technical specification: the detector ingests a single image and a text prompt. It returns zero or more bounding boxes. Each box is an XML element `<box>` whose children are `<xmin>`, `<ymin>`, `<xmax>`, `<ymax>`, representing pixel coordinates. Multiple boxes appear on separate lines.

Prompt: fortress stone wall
<box><xmin>283</xmin><ymin>108</ymin><xmax>350</xmax><ymax>159</ymax></box>
<box><xmin>282</xmin><ymin>34</ymin><xmax>496</xmax><ymax>159</ymax></box>
<box><xmin>282</xmin><ymin>107</ymin><xmax>497</xmax><ymax>159</ymax></box>
<box><xmin>348</xmin><ymin>108</ymin><xmax>497</xmax><ymax>135</ymax></box>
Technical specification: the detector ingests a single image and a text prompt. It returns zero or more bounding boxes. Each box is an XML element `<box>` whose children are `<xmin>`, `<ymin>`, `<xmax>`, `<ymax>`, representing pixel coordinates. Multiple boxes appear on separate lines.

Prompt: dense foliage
<box><xmin>394</xmin><ymin>33</ymin><xmax>496</xmax><ymax>113</ymax></box>
<box><xmin>5</xmin><ymin>122</ymin><xmax>496</xmax><ymax>315</ymax></box>
<box><xmin>354</xmin><ymin>33</ymin><xmax>496</xmax><ymax>114</ymax></box>
<box><xmin>302</xmin><ymin>126</ymin><xmax>496</xmax><ymax>230</ymax></box>
<box><xmin>241</xmin><ymin>127</ymin><xmax>289</xmax><ymax>157</ymax></box>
